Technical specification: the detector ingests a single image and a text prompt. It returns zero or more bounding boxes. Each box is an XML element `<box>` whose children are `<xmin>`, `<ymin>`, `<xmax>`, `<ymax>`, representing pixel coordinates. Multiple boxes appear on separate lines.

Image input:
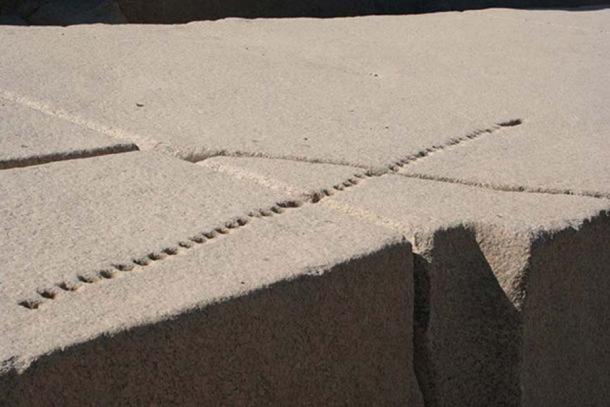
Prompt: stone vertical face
<box><xmin>1</xmin><ymin>8</ymin><xmax>609</xmax><ymax>405</ymax></box>
<box><xmin>190</xmin><ymin>155</ymin><xmax>610</xmax><ymax>406</ymax></box>
<box><xmin>0</xmin><ymin>152</ymin><xmax>422</xmax><ymax>405</ymax></box>
<box><xmin>413</xmin><ymin>227</ymin><xmax>522</xmax><ymax>407</ymax></box>
<box><xmin>520</xmin><ymin>214</ymin><xmax>610</xmax><ymax>406</ymax></box>
<box><xmin>1</xmin><ymin>242</ymin><xmax>422</xmax><ymax>406</ymax></box>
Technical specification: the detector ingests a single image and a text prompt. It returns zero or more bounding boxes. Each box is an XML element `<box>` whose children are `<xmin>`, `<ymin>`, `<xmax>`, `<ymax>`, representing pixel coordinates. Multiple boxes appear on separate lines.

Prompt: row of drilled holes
<box><xmin>18</xmin><ymin>119</ymin><xmax>521</xmax><ymax>309</ymax></box>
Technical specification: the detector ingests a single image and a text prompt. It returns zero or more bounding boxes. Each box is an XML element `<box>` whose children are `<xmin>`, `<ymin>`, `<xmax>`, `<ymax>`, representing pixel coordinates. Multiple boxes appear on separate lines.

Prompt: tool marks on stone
<box><xmin>398</xmin><ymin>172</ymin><xmax>610</xmax><ymax>200</ymax></box>
<box><xmin>16</xmin><ymin>176</ymin><xmax>367</xmax><ymax>309</ymax></box>
<box><xmin>16</xmin><ymin>118</ymin><xmax>523</xmax><ymax>309</ymax></box>
<box><xmin>383</xmin><ymin>119</ymin><xmax>523</xmax><ymax>173</ymax></box>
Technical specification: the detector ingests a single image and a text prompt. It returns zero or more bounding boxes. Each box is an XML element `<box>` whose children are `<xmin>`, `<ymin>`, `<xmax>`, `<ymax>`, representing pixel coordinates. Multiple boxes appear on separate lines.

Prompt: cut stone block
<box><xmin>326</xmin><ymin>176</ymin><xmax>610</xmax><ymax>407</ymax></box>
<box><xmin>0</xmin><ymin>97</ymin><xmax>137</xmax><ymax>169</ymax></box>
<box><xmin>0</xmin><ymin>12</ymin><xmax>538</xmax><ymax>167</ymax></box>
<box><xmin>0</xmin><ymin>151</ymin><xmax>290</xmax><ymax>303</ymax></box>
<box><xmin>0</xmin><ymin>152</ymin><xmax>422</xmax><ymax>405</ymax></box>
<box><xmin>201</xmin><ymin>156</ymin><xmax>610</xmax><ymax>406</ymax></box>
<box><xmin>0</xmin><ymin>9</ymin><xmax>607</xmax><ymax>177</ymax></box>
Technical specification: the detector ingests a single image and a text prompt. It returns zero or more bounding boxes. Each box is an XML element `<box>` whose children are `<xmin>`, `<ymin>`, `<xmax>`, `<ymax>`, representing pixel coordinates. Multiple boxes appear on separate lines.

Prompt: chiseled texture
<box><xmin>199</xmin><ymin>156</ymin><xmax>610</xmax><ymax>406</ymax></box>
<box><xmin>0</xmin><ymin>97</ymin><xmax>137</xmax><ymax>169</ymax></box>
<box><xmin>0</xmin><ymin>151</ymin><xmax>293</xmax><ymax>306</ymax></box>
<box><xmin>0</xmin><ymin>155</ymin><xmax>422</xmax><ymax>405</ymax></box>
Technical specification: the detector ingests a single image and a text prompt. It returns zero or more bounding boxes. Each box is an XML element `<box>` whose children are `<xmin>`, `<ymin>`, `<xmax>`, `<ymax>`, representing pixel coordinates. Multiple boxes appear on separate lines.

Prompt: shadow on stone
<box><xmin>412</xmin><ymin>226</ymin><xmax>521</xmax><ymax>407</ymax></box>
<box><xmin>0</xmin><ymin>0</ymin><xmax>609</xmax><ymax>25</ymax></box>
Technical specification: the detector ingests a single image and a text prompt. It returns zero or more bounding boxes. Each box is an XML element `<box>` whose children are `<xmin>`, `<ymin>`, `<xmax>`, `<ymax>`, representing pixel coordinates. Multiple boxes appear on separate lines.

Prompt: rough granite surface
<box><xmin>1</xmin><ymin>6</ymin><xmax>609</xmax><ymax>407</ymax></box>
<box><xmin>0</xmin><ymin>153</ymin><xmax>422</xmax><ymax>405</ymax></box>
<box><xmin>0</xmin><ymin>97</ymin><xmax>137</xmax><ymax>169</ymax></box>
<box><xmin>200</xmin><ymin>156</ymin><xmax>610</xmax><ymax>406</ymax></box>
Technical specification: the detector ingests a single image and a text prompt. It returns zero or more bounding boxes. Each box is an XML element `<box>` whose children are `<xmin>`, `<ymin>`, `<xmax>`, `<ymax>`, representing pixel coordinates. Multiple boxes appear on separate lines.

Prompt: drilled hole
<box><xmin>148</xmin><ymin>252</ymin><xmax>167</xmax><ymax>261</ymax></box>
<box><xmin>78</xmin><ymin>274</ymin><xmax>100</xmax><ymax>284</ymax></box>
<box><xmin>498</xmin><ymin>119</ymin><xmax>522</xmax><ymax>127</ymax></box>
<box><xmin>113</xmin><ymin>263</ymin><xmax>134</xmax><ymax>272</ymax></box>
<box><xmin>190</xmin><ymin>235</ymin><xmax>206</xmax><ymax>243</ymax></box>
<box><xmin>204</xmin><ymin>230</ymin><xmax>219</xmax><ymax>239</ymax></box>
<box><xmin>271</xmin><ymin>206</ymin><xmax>284</xmax><ymax>214</ymax></box>
<box><xmin>38</xmin><ymin>290</ymin><xmax>57</xmax><ymax>299</ymax></box>
<box><xmin>19</xmin><ymin>299</ymin><xmax>42</xmax><ymax>310</ymax></box>
<box><xmin>179</xmin><ymin>240</ymin><xmax>194</xmax><ymax>248</ymax></box>
<box><xmin>100</xmin><ymin>269</ymin><xmax>117</xmax><ymax>279</ymax></box>
<box><xmin>133</xmin><ymin>257</ymin><xmax>151</xmax><ymax>266</ymax></box>
<box><xmin>282</xmin><ymin>200</ymin><xmax>303</xmax><ymax>208</ymax></box>
<box><xmin>163</xmin><ymin>247</ymin><xmax>178</xmax><ymax>255</ymax></box>
<box><xmin>58</xmin><ymin>281</ymin><xmax>80</xmax><ymax>291</ymax></box>
<box><xmin>226</xmin><ymin>221</ymin><xmax>239</xmax><ymax>229</ymax></box>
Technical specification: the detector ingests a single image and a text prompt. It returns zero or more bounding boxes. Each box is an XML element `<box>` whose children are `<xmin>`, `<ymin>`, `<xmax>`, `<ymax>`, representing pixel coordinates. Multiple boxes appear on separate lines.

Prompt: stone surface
<box><xmin>0</xmin><ymin>97</ymin><xmax>137</xmax><ymax>169</ymax></box>
<box><xmin>1</xmin><ymin>7</ymin><xmax>608</xmax><ymax>199</ymax></box>
<box><xmin>0</xmin><ymin>151</ymin><xmax>290</xmax><ymax>303</ymax></box>
<box><xmin>199</xmin><ymin>156</ymin><xmax>361</xmax><ymax>195</ymax></box>
<box><xmin>200</xmin><ymin>156</ymin><xmax>610</xmax><ymax>406</ymax></box>
<box><xmin>326</xmin><ymin>175</ymin><xmax>610</xmax><ymax>407</ymax></box>
<box><xmin>0</xmin><ymin>7</ymin><xmax>609</xmax><ymax>406</ymax></box>
<box><xmin>0</xmin><ymin>12</ymin><xmax>527</xmax><ymax>167</ymax></box>
<box><xmin>0</xmin><ymin>152</ymin><xmax>422</xmax><ymax>405</ymax></box>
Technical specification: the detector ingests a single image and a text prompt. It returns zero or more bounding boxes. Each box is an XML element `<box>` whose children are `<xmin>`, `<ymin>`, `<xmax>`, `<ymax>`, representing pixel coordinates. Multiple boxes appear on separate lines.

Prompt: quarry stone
<box><xmin>202</xmin><ymin>156</ymin><xmax>610</xmax><ymax>406</ymax></box>
<box><xmin>0</xmin><ymin>97</ymin><xmax>137</xmax><ymax>169</ymax></box>
<box><xmin>0</xmin><ymin>152</ymin><xmax>422</xmax><ymax>405</ymax></box>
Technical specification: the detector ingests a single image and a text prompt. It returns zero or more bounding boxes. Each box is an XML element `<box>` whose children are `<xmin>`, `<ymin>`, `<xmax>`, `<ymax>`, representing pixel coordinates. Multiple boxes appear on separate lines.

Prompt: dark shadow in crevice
<box><xmin>0</xmin><ymin>0</ymin><xmax>609</xmax><ymax>26</ymax></box>
<box><xmin>412</xmin><ymin>227</ymin><xmax>522</xmax><ymax>406</ymax></box>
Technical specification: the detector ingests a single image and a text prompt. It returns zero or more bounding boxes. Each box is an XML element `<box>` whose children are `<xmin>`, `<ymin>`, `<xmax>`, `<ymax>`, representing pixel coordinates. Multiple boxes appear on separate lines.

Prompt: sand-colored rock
<box><xmin>202</xmin><ymin>156</ymin><xmax>610</xmax><ymax>406</ymax></box>
<box><xmin>0</xmin><ymin>152</ymin><xmax>422</xmax><ymax>405</ymax></box>
<box><xmin>1</xmin><ymin>7</ymin><xmax>609</xmax><ymax>406</ymax></box>
<box><xmin>1</xmin><ymin>8</ymin><xmax>608</xmax><ymax>196</ymax></box>
<box><xmin>0</xmin><ymin>12</ymin><xmax>528</xmax><ymax>167</ymax></box>
<box><xmin>329</xmin><ymin>175</ymin><xmax>610</xmax><ymax>407</ymax></box>
<box><xmin>0</xmin><ymin>97</ymin><xmax>137</xmax><ymax>169</ymax></box>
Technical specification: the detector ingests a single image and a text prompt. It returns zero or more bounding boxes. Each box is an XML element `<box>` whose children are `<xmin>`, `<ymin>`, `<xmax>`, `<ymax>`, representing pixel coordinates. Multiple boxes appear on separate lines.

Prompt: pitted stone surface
<box><xmin>0</xmin><ymin>153</ymin><xmax>421</xmax><ymax>405</ymax></box>
<box><xmin>0</xmin><ymin>151</ymin><xmax>295</xmax><ymax>305</ymax></box>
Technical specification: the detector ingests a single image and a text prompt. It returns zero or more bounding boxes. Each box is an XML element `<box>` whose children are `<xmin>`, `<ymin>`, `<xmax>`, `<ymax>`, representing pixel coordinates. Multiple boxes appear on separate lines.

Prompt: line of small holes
<box><xmin>19</xmin><ymin>121</ymin><xmax>521</xmax><ymax>310</ymax></box>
